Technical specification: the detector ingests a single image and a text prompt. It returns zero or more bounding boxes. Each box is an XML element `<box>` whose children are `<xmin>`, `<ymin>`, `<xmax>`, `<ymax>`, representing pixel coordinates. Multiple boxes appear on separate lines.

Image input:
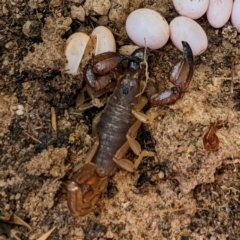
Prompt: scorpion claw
<box><xmin>91</xmin><ymin>52</ymin><xmax>141</xmax><ymax>75</ymax></box>
<box><xmin>149</xmin><ymin>41</ymin><xmax>194</xmax><ymax>106</ymax></box>
<box><xmin>170</xmin><ymin>41</ymin><xmax>194</xmax><ymax>92</ymax></box>
<box><xmin>84</xmin><ymin>64</ymin><xmax>114</xmax><ymax>91</ymax></box>
<box><xmin>150</xmin><ymin>87</ymin><xmax>181</xmax><ymax>106</ymax></box>
<box><xmin>182</xmin><ymin>41</ymin><xmax>194</xmax><ymax>64</ymax></box>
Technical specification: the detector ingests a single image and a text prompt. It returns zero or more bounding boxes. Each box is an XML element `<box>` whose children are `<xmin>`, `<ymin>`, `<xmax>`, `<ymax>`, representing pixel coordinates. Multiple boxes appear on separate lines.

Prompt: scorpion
<box><xmin>66</xmin><ymin>41</ymin><xmax>194</xmax><ymax>216</ymax></box>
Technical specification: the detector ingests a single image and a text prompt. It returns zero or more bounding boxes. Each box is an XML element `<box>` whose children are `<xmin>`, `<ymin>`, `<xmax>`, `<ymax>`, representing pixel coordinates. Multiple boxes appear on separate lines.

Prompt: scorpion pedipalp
<box><xmin>169</xmin><ymin>41</ymin><xmax>194</xmax><ymax>92</ymax></box>
<box><xmin>148</xmin><ymin>41</ymin><xmax>194</xmax><ymax>106</ymax></box>
<box><xmin>91</xmin><ymin>52</ymin><xmax>141</xmax><ymax>75</ymax></box>
<box><xmin>83</xmin><ymin>64</ymin><xmax>115</xmax><ymax>91</ymax></box>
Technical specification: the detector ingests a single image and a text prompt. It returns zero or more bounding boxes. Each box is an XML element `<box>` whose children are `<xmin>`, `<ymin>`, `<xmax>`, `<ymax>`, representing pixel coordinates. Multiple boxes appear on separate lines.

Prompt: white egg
<box><xmin>64</xmin><ymin>27</ymin><xmax>116</xmax><ymax>75</ymax></box>
<box><xmin>207</xmin><ymin>0</ymin><xmax>233</xmax><ymax>28</ymax></box>
<box><xmin>231</xmin><ymin>0</ymin><xmax>240</xmax><ymax>33</ymax></box>
<box><xmin>118</xmin><ymin>45</ymin><xmax>140</xmax><ymax>55</ymax></box>
<box><xmin>65</xmin><ymin>32</ymin><xmax>92</xmax><ymax>75</ymax></box>
<box><xmin>90</xmin><ymin>26</ymin><xmax>116</xmax><ymax>55</ymax></box>
<box><xmin>16</xmin><ymin>109</ymin><xmax>24</xmax><ymax>116</ymax></box>
<box><xmin>173</xmin><ymin>0</ymin><xmax>209</xmax><ymax>19</ymax></box>
<box><xmin>17</xmin><ymin>105</ymin><xmax>24</xmax><ymax>111</ymax></box>
<box><xmin>126</xmin><ymin>8</ymin><xmax>169</xmax><ymax>50</ymax></box>
<box><xmin>170</xmin><ymin>16</ymin><xmax>208</xmax><ymax>56</ymax></box>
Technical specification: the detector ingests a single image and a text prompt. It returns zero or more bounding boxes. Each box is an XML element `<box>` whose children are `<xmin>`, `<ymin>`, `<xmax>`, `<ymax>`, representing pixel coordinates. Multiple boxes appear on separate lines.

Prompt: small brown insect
<box><xmin>203</xmin><ymin>122</ymin><xmax>219</xmax><ymax>152</ymax></box>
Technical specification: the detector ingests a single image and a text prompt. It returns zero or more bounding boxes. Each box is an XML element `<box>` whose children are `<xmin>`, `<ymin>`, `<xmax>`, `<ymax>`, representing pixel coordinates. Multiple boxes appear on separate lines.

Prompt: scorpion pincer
<box><xmin>66</xmin><ymin>41</ymin><xmax>194</xmax><ymax>216</ymax></box>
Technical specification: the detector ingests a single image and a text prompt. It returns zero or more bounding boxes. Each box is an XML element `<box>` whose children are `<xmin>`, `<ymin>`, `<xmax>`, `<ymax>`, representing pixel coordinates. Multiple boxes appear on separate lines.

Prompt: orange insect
<box><xmin>203</xmin><ymin>122</ymin><xmax>219</xmax><ymax>152</ymax></box>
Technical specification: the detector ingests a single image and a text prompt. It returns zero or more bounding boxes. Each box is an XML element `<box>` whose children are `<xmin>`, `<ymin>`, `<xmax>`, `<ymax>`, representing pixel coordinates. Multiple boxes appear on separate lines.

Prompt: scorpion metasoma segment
<box><xmin>66</xmin><ymin>41</ymin><xmax>194</xmax><ymax>216</ymax></box>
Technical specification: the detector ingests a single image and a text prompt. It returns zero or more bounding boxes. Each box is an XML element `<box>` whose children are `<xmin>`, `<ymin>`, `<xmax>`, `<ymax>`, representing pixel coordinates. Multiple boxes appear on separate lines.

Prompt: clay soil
<box><xmin>1</xmin><ymin>0</ymin><xmax>240</xmax><ymax>239</ymax></box>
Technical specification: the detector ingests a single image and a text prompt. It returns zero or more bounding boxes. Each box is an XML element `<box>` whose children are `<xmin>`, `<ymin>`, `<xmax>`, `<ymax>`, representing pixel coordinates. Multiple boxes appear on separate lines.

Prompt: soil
<box><xmin>1</xmin><ymin>0</ymin><xmax>240</xmax><ymax>239</ymax></box>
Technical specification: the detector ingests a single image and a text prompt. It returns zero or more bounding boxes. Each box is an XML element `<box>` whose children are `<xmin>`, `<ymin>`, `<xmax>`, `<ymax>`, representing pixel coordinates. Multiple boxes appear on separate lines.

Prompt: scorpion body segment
<box><xmin>93</xmin><ymin>70</ymin><xmax>142</xmax><ymax>176</ymax></box>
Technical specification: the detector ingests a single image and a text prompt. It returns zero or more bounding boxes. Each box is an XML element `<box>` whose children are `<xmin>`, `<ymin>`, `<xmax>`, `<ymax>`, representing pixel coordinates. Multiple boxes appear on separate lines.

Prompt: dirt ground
<box><xmin>1</xmin><ymin>0</ymin><xmax>240</xmax><ymax>239</ymax></box>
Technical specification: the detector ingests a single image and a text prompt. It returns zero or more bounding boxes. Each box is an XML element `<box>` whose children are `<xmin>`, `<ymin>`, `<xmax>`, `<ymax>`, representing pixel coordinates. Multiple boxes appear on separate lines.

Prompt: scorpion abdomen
<box><xmin>92</xmin><ymin>72</ymin><xmax>141</xmax><ymax>176</ymax></box>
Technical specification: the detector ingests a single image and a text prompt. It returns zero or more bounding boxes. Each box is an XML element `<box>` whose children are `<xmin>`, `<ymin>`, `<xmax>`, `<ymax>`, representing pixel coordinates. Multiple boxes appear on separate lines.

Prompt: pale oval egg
<box><xmin>90</xmin><ymin>26</ymin><xmax>116</xmax><ymax>55</ymax></box>
<box><xmin>173</xmin><ymin>0</ymin><xmax>209</xmax><ymax>19</ymax></box>
<box><xmin>170</xmin><ymin>16</ymin><xmax>208</xmax><ymax>56</ymax></box>
<box><xmin>207</xmin><ymin>0</ymin><xmax>233</xmax><ymax>28</ymax></box>
<box><xmin>64</xmin><ymin>27</ymin><xmax>116</xmax><ymax>75</ymax></box>
<box><xmin>118</xmin><ymin>45</ymin><xmax>140</xmax><ymax>55</ymax></box>
<box><xmin>231</xmin><ymin>0</ymin><xmax>240</xmax><ymax>33</ymax></box>
<box><xmin>65</xmin><ymin>32</ymin><xmax>92</xmax><ymax>75</ymax></box>
<box><xmin>126</xmin><ymin>8</ymin><xmax>169</xmax><ymax>50</ymax></box>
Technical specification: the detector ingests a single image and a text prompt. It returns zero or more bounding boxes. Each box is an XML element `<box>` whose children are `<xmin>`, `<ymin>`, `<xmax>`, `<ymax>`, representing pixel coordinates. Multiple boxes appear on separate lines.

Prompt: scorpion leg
<box><xmin>76</xmin><ymin>82</ymin><xmax>116</xmax><ymax>112</ymax></box>
<box><xmin>132</xmin><ymin>108</ymin><xmax>161</xmax><ymax>123</ymax></box>
<box><xmin>113</xmin><ymin>96</ymin><xmax>155</xmax><ymax>172</ymax></box>
<box><xmin>113</xmin><ymin>119</ymin><xmax>155</xmax><ymax>172</ymax></box>
<box><xmin>131</xmin><ymin>95</ymin><xmax>161</xmax><ymax>123</ymax></box>
<box><xmin>83</xmin><ymin>111</ymin><xmax>102</xmax><ymax>163</ymax></box>
<box><xmin>72</xmin><ymin>111</ymin><xmax>102</xmax><ymax>173</ymax></box>
<box><xmin>76</xmin><ymin>91</ymin><xmax>108</xmax><ymax>112</ymax></box>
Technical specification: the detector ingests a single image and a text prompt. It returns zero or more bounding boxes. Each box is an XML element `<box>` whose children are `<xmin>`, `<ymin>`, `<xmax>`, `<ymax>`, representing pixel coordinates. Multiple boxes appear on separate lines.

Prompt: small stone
<box><xmin>16</xmin><ymin>109</ymin><xmax>24</xmax><ymax>115</ymax></box>
<box><xmin>84</xmin><ymin>0</ymin><xmax>111</xmax><ymax>16</ymax></box>
<box><xmin>15</xmin><ymin>193</ymin><xmax>21</xmax><ymax>200</ymax></box>
<box><xmin>17</xmin><ymin>105</ymin><xmax>24</xmax><ymax>111</ymax></box>
<box><xmin>5</xmin><ymin>204</ymin><xmax>10</xmax><ymax>211</ymax></box>
<box><xmin>71</xmin><ymin>6</ymin><xmax>85</xmax><ymax>22</ymax></box>
<box><xmin>98</xmin><ymin>15</ymin><xmax>108</xmax><ymax>25</ymax></box>
<box><xmin>158</xmin><ymin>171</ymin><xmax>164</xmax><ymax>179</ymax></box>
<box><xmin>22</xmin><ymin>20</ymin><xmax>41</xmax><ymax>37</ymax></box>
<box><xmin>9</xmin><ymin>0</ymin><xmax>18</xmax><ymax>5</ymax></box>
<box><xmin>106</xmin><ymin>230</ymin><xmax>114</xmax><ymax>238</ymax></box>
<box><xmin>5</xmin><ymin>41</ymin><xmax>16</xmax><ymax>50</ymax></box>
<box><xmin>50</xmin><ymin>0</ymin><xmax>62</xmax><ymax>7</ymax></box>
<box><xmin>28</xmin><ymin>0</ymin><xmax>38</xmax><ymax>9</ymax></box>
<box><xmin>69</xmin><ymin>0</ymin><xmax>83</xmax><ymax>3</ymax></box>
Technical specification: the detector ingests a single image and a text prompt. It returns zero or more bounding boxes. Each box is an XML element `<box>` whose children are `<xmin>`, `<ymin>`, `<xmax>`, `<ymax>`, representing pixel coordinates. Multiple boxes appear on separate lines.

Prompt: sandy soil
<box><xmin>1</xmin><ymin>0</ymin><xmax>240</xmax><ymax>239</ymax></box>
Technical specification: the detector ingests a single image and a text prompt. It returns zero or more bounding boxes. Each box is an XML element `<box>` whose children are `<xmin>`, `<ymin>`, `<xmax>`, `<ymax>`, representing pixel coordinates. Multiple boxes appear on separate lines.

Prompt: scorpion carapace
<box><xmin>66</xmin><ymin>42</ymin><xmax>194</xmax><ymax>216</ymax></box>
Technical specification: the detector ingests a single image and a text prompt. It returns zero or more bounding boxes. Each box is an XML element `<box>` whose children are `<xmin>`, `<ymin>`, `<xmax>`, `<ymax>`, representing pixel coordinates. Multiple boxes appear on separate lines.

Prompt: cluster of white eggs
<box><xmin>16</xmin><ymin>105</ymin><xmax>25</xmax><ymax>116</ymax></box>
<box><xmin>126</xmin><ymin>1</ymin><xmax>240</xmax><ymax>56</ymax></box>
<box><xmin>173</xmin><ymin>0</ymin><xmax>240</xmax><ymax>30</ymax></box>
<box><xmin>126</xmin><ymin>8</ymin><xmax>208</xmax><ymax>56</ymax></box>
<box><xmin>65</xmin><ymin>2</ymin><xmax>240</xmax><ymax>74</ymax></box>
<box><xmin>65</xmin><ymin>26</ymin><xmax>116</xmax><ymax>75</ymax></box>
